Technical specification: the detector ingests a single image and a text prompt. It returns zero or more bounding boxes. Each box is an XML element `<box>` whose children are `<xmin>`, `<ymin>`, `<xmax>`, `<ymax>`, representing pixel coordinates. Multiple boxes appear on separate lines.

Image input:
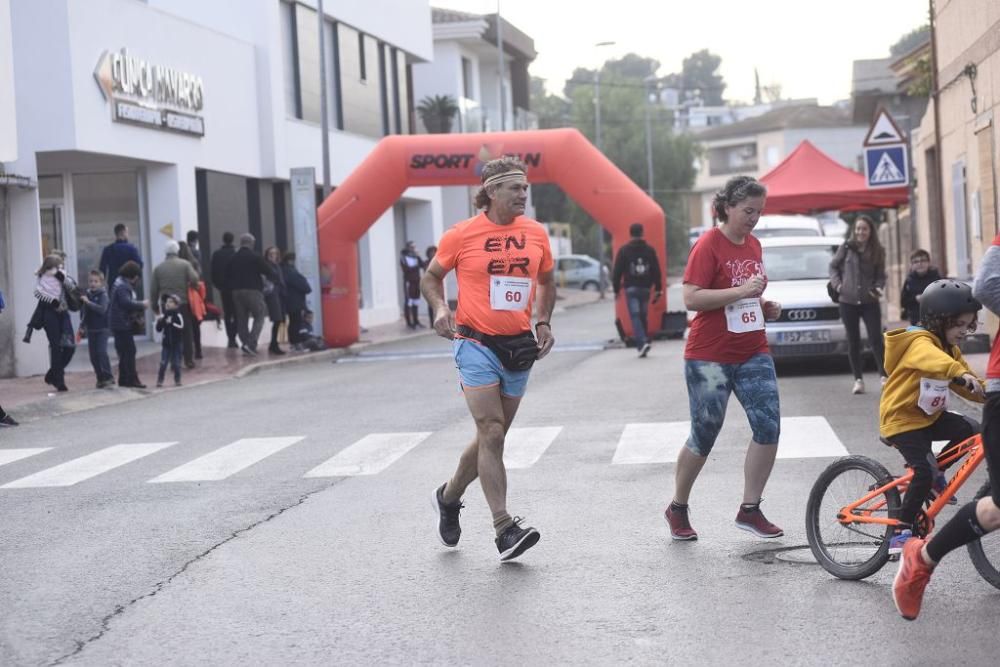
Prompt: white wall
<box><xmin>0</xmin><ymin>0</ymin><xmax>16</xmax><ymax>162</ymax></box>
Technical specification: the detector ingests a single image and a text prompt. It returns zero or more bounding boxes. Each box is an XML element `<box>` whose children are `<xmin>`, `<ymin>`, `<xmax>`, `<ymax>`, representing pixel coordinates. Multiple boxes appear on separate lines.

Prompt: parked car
<box><xmin>555</xmin><ymin>254</ymin><xmax>606</xmax><ymax>290</ymax></box>
<box><xmin>753</xmin><ymin>215</ymin><xmax>825</xmax><ymax>238</ymax></box>
<box><xmin>761</xmin><ymin>236</ymin><xmax>849</xmax><ymax>360</ymax></box>
<box><xmin>689</xmin><ymin>225</ymin><xmax>715</xmax><ymax>247</ymax></box>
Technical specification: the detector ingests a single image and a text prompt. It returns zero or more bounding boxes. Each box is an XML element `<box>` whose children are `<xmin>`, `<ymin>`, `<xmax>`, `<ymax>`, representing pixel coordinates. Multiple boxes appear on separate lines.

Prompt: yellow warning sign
<box><xmin>159</xmin><ymin>223</ymin><xmax>174</xmax><ymax>238</ymax></box>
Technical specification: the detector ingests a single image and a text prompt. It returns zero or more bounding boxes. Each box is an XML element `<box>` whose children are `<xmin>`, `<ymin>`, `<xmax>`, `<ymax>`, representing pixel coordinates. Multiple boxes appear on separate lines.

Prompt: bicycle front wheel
<box><xmin>806</xmin><ymin>455</ymin><xmax>900</xmax><ymax>580</ymax></box>
<box><xmin>966</xmin><ymin>481</ymin><xmax>1000</xmax><ymax>590</ymax></box>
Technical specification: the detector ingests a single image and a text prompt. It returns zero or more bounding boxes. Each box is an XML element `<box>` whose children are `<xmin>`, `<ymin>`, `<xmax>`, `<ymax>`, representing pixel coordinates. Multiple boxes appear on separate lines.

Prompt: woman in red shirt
<box><xmin>664</xmin><ymin>176</ymin><xmax>784</xmax><ymax>541</ymax></box>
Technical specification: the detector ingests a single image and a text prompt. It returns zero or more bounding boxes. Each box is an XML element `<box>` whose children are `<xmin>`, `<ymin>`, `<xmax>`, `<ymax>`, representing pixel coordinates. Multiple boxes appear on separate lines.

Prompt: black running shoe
<box><xmin>496</xmin><ymin>517</ymin><xmax>540</xmax><ymax>561</ymax></box>
<box><xmin>0</xmin><ymin>414</ymin><xmax>18</xmax><ymax>427</ymax></box>
<box><xmin>432</xmin><ymin>483</ymin><xmax>463</xmax><ymax>547</ymax></box>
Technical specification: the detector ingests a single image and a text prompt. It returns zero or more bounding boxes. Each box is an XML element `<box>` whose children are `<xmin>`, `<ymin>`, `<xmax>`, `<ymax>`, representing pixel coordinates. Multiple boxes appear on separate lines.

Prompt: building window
<box><xmin>378</xmin><ymin>42</ymin><xmax>389</xmax><ymax>135</ymax></box>
<box><xmin>324</xmin><ymin>19</ymin><xmax>343</xmax><ymax>130</ymax></box>
<box><xmin>707</xmin><ymin>143</ymin><xmax>757</xmax><ymax>176</ymax></box>
<box><xmin>461</xmin><ymin>57</ymin><xmax>474</xmax><ymax>99</ymax></box>
<box><xmin>391</xmin><ymin>48</ymin><xmax>402</xmax><ymax>134</ymax></box>
<box><xmin>358</xmin><ymin>32</ymin><xmax>367</xmax><ymax>81</ymax></box>
<box><xmin>280</xmin><ymin>1</ymin><xmax>302</xmax><ymax>119</ymax></box>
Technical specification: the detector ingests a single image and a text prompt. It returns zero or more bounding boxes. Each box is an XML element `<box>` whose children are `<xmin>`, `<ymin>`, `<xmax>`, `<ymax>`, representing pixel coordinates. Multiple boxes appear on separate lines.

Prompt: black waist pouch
<box><xmin>458</xmin><ymin>325</ymin><xmax>538</xmax><ymax>371</ymax></box>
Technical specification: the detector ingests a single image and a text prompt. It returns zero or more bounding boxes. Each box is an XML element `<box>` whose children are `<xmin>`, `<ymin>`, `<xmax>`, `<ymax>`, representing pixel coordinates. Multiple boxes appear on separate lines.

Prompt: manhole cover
<box><xmin>743</xmin><ymin>545</ymin><xmax>817</xmax><ymax>565</ymax></box>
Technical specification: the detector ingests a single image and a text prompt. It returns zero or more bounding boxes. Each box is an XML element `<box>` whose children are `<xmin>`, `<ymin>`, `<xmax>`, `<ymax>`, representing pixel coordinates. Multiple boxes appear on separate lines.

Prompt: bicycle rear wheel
<box><xmin>806</xmin><ymin>455</ymin><xmax>900</xmax><ymax>580</ymax></box>
<box><xmin>966</xmin><ymin>481</ymin><xmax>1000</xmax><ymax>590</ymax></box>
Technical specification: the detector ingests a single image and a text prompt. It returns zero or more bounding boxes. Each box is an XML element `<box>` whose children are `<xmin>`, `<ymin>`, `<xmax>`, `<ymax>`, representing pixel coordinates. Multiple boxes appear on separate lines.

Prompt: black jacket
<box><xmin>900</xmin><ymin>268</ymin><xmax>942</xmax><ymax>324</ymax></box>
<box><xmin>155</xmin><ymin>309</ymin><xmax>185</xmax><ymax>347</ymax></box>
<box><xmin>226</xmin><ymin>248</ymin><xmax>278</xmax><ymax>291</ymax></box>
<box><xmin>612</xmin><ymin>239</ymin><xmax>663</xmax><ymax>292</ymax></box>
<box><xmin>210</xmin><ymin>244</ymin><xmax>236</xmax><ymax>291</ymax></box>
<box><xmin>281</xmin><ymin>263</ymin><xmax>312</xmax><ymax>314</ymax></box>
<box><xmin>109</xmin><ymin>278</ymin><xmax>144</xmax><ymax>333</ymax></box>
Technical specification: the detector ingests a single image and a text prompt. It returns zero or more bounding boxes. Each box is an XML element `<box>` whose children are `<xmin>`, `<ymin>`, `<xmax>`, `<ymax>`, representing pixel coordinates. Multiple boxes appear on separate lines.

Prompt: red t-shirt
<box><xmin>683</xmin><ymin>227</ymin><xmax>770</xmax><ymax>363</ymax></box>
<box><xmin>435</xmin><ymin>212</ymin><xmax>554</xmax><ymax>336</ymax></box>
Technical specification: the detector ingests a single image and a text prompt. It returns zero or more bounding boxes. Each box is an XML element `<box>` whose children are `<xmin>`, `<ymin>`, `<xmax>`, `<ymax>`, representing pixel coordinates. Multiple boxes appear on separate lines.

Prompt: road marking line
<box><xmin>0</xmin><ymin>448</ymin><xmax>50</xmax><ymax>467</ymax></box>
<box><xmin>1</xmin><ymin>442</ymin><xmax>177</xmax><ymax>488</ymax></box>
<box><xmin>504</xmin><ymin>426</ymin><xmax>562</xmax><ymax>469</ymax></box>
<box><xmin>612</xmin><ymin>422</ymin><xmax>689</xmax><ymax>464</ymax></box>
<box><xmin>777</xmin><ymin>417</ymin><xmax>849</xmax><ymax>458</ymax></box>
<box><xmin>149</xmin><ymin>437</ymin><xmax>306</xmax><ymax>483</ymax></box>
<box><xmin>304</xmin><ymin>432</ymin><xmax>431</xmax><ymax>477</ymax></box>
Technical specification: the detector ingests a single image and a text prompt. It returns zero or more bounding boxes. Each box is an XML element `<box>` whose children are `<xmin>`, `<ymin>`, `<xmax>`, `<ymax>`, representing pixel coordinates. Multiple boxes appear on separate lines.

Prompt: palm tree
<box><xmin>416</xmin><ymin>94</ymin><xmax>460</xmax><ymax>134</ymax></box>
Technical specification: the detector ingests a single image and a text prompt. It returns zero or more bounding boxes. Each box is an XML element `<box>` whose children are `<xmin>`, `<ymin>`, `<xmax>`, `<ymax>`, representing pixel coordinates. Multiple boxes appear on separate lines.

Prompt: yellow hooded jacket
<box><xmin>880</xmin><ymin>327</ymin><xmax>984</xmax><ymax>438</ymax></box>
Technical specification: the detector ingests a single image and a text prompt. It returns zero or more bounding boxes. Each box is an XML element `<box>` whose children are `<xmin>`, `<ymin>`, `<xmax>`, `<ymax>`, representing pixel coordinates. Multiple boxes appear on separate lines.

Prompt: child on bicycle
<box><xmin>880</xmin><ymin>279</ymin><xmax>986</xmax><ymax>554</ymax></box>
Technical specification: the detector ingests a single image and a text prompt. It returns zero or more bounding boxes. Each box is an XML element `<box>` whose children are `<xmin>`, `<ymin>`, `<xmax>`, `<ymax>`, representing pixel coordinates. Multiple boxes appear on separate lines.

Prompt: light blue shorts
<box><xmin>453</xmin><ymin>337</ymin><xmax>531</xmax><ymax>398</ymax></box>
<box><xmin>684</xmin><ymin>353</ymin><xmax>780</xmax><ymax>456</ymax></box>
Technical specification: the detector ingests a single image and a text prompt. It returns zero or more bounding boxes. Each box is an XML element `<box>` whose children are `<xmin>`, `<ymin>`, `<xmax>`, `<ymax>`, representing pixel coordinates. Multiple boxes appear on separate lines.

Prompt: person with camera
<box><xmin>421</xmin><ymin>156</ymin><xmax>556</xmax><ymax>562</ymax></box>
<box><xmin>829</xmin><ymin>215</ymin><xmax>888</xmax><ymax>395</ymax></box>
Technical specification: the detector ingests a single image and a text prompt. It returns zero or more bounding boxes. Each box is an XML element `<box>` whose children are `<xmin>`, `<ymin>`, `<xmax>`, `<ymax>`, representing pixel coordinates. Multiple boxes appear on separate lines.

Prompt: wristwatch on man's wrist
<box><xmin>535</xmin><ymin>320</ymin><xmax>551</xmax><ymax>331</ymax></box>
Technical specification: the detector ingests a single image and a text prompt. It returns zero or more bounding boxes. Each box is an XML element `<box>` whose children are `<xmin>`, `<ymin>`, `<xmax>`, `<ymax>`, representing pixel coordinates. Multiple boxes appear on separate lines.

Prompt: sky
<box><xmin>430</xmin><ymin>0</ymin><xmax>929</xmax><ymax>104</ymax></box>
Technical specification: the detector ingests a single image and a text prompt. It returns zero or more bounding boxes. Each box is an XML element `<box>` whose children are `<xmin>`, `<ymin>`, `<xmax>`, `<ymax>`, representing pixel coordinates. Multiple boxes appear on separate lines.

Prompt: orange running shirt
<box><xmin>435</xmin><ymin>212</ymin><xmax>554</xmax><ymax>336</ymax></box>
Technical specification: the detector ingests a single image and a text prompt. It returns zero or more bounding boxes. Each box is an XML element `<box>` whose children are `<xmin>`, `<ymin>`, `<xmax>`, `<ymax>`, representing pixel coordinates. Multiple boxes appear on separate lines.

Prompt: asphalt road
<box><xmin>2</xmin><ymin>299</ymin><xmax>999</xmax><ymax>665</ymax></box>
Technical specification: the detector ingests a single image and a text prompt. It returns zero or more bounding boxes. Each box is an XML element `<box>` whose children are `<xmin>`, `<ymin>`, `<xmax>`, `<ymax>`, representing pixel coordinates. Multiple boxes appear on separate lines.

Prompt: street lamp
<box><xmin>593</xmin><ymin>40</ymin><xmax>615</xmax><ymax>296</ymax></box>
<box><xmin>644</xmin><ymin>75</ymin><xmax>657</xmax><ymax>199</ymax></box>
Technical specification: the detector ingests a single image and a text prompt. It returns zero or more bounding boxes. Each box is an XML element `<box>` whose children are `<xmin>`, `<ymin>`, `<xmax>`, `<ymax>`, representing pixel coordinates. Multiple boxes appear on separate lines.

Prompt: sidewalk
<box><xmin>0</xmin><ymin>288</ymin><xmax>603</xmax><ymax>424</ymax></box>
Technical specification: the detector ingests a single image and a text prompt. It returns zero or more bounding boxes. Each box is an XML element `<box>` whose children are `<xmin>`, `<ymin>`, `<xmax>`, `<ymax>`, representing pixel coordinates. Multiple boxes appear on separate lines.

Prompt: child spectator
<box><xmin>296</xmin><ymin>309</ymin><xmax>327</xmax><ymax>352</ymax></box>
<box><xmin>155</xmin><ymin>293</ymin><xmax>185</xmax><ymax>387</ymax></box>
<box><xmin>881</xmin><ymin>279</ymin><xmax>985</xmax><ymax>555</ymax></box>
<box><xmin>80</xmin><ymin>270</ymin><xmax>114</xmax><ymax>388</ymax></box>
<box><xmin>900</xmin><ymin>249</ymin><xmax>942</xmax><ymax>326</ymax></box>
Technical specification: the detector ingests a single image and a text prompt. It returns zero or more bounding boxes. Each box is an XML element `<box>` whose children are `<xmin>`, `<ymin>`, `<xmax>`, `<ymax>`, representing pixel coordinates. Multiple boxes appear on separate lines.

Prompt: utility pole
<box><xmin>317</xmin><ymin>0</ymin><xmax>331</xmax><ymax>197</ymax></box>
<box><xmin>644</xmin><ymin>76</ymin><xmax>655</xmax><ymax>199</ymax></box>
<box><xmin>496</xmin><ymin>2</ymin><xmax>505</xmax><ymax>131</ymax></box>
<box><xmin>593</xmin><ymin>41</ymin><xmax>614</xmax><ymax>297</ymax></box>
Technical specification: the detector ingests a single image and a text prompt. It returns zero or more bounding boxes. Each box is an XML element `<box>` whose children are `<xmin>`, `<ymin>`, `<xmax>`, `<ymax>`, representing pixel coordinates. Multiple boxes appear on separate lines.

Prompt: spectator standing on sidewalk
<box><xmin>150</xmin><ymin>240</ymin><xmax>199</xmax><ymax>369</ymax></box>
<box><xmin>99</xmin><ymin>223</ymin><xmax>143</xmax><ymax>288</ymax></box>
<box><xmin>186</xmin><ymin>230</ymin><xmax>202</xmax><ymax>268</ymax></box>
<box><xmin>900</xmin><ymin>249</ymin><xmax>942</xmax><ymax>326</ymax></box>
<box><xmin>179</xmin><ymin>240</ymin><xmax>206</xmax><ymax>360</ymax></box>
<box><xmin>31</xmin><ymin>255</ymin><xmax>78</xmax><ymax>392</ymax></box>
<box><xmin>281</xmin><ymin>251</ymin><xmax>311</xmax><ymax>350</ymax></box>
<box><xmin>612</xmin><ymin>222</ymin><xmax>664</xmax><ymax>358</ymax></box>
<box><xmin>210</xmin><ymin>231</ymin><xmax>239</xmax><ymax>348</ymax></box>
<box><xmin>400</xmin><ymin>241</ymin><xmax>424</xmax><ymax>329</ymax></box>
<box><xmin>155</xmin><ymin>293</ymin><xmax>185</xmax><ymax>387</ymax></box>
<box><xmin>263</xmin><ymin>246</ymin><xmax>287</xmax><ymax>355</ymax></box>
<box><xmin>0</xmin><ymin>288</ymin><xmax>17</xmax><ymax>426</ymax></box>
<box><xmin>228</xmin><ymin>233</ymin><xmax>277</xmax><ymax>356</ymax></box>
<box><xmin>109</xmin><ymin>260</ymin><xmax>149</xmax><ymax>388</ymax></box>
<box><xmin>79</xmin><ymin>269</ymin><xmax>115</xmax><ymax>388</ymax></box>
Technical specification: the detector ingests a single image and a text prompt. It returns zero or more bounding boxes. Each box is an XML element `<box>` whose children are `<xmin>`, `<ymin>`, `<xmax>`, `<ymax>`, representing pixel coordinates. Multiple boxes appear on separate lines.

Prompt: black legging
<box><xmin>839</xmin><ymin>302</ymin><xmax>885</xmax><ymax>379</ymax></box>
<box><xmin>42</xmin><ymin>303</ymin><xmax>75</xmax><ymax>388</ymax></box>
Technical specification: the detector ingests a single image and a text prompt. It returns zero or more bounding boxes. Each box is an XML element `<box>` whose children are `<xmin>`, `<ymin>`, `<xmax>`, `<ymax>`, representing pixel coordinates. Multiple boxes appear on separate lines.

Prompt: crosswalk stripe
<box><xmin>304</xmin><ymin>432</ymin><xmax>431</xmax><ymax>477</ymax></box>
<box><xmin>1</xmin><ymin>442</ymin><xmax>177</xmax><ymax>488</ymax></box>
<box><xmin>149</xmin><ymin>437</ymin><xmax>306</xmax><ymax>483</ymax></box>
<box><xmin>612</xmin><ymin>422</ymin><xmax>689</xmax><ymax>465</ymax></box>
<box><xmin>504</xmin><ymin>427</ymin><xmax>562</xmax><ymax>469</ymax></box>
<box><xmin>0</xmin><ymin>448</ymin><xmax>51</xmax><ymax>467</ymax></box>
<box><xmin>776</xmin><ymin>417</ymin><xmax>849</xmax><ymax>459</ymax></box>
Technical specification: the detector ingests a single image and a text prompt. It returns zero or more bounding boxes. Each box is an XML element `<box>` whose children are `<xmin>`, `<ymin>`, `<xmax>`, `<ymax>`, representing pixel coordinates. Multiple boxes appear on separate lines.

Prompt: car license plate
<box><xmin>776</xmin><ymin>330</ymin><xmax>830</xmax><ymax>344</ymax></box>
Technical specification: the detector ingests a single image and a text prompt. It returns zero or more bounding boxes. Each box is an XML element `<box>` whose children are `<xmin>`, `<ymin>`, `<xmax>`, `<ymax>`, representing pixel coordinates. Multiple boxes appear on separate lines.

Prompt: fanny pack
<box><xmin>457</xmin><ymin>325</ymin><xmax>538</xmax><ymax>371</ymax></box>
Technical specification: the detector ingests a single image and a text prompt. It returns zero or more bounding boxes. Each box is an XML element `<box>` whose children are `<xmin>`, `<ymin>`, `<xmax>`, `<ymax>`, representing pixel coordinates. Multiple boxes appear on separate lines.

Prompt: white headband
<box><xmin>482</xmin><ymin>171</ymin><xmax>527</xmax><ymax>188</ymax></box>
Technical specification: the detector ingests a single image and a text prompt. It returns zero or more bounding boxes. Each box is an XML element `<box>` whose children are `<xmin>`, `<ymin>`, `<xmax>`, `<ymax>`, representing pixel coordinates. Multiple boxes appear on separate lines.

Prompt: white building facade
<box><xmin>1</xmin><ymin>0</ymin><xmax>443</xmax><ymax>378</ymax></box>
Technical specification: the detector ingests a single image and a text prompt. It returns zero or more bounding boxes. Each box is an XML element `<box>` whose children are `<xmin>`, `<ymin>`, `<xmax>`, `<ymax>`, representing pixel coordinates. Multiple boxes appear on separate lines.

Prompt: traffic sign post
<box><xmin>863</xmin><ymin>106</ymin><xmax>909</xmax><ymax>190</ymax></box>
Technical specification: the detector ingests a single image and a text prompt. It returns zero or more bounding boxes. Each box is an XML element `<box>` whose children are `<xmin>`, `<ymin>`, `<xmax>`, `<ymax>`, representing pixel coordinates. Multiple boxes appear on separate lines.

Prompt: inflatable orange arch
<box><xmin>316</xmin><ymin>127</ymin><xmax>666</xmax><ymax>347</ymax></box>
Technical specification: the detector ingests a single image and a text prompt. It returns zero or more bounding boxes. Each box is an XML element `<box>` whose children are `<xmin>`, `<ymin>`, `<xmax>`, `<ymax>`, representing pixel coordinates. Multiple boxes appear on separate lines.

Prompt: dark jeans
<box><xmin>221</xmin><ymin>290</ymin><xmax>238</xmax><ymax>345</ymax></box>
<box><xmin>888</xmin><ymin>411</ymin><xmax>979</xmax><ymax>528</ymax></box>
<box><xmin>288</xmin><ymin>309</ymin><xmax>303</xmax><ymax>345</ymax></box>
<box><xmin>113</xmin><ymin>330</ymin><xmax>140</xmax><ymax>386</ymax></box>
<box><xmin>42</xmin><ymin>305</ymin><xmax>75</xmax><ymax>387</ymax></box>
<box><xmin>157</xmin><ymin>341</ymin><xmax>183</xmax><ymax>384</ymax></box>
<box><xmin>625</xmin><ymin>286</ymin><xmax>651</xmax><ymax>348</ymax></box>
<box><xmin>839</xmin><ymin>302</ymin><xmax>885</xmax><ymax>379</ymax></box>
<box><xmin>87</xmin><ymin>329</ymin><xmax>113</xmax><ymax>383</ymax></box>
<box><xmin>192</xmin><ymin>316</ymin><xmax>202</xmax><ymax>358</ymax></box>
<box><xmin>179</xmin><ymin>302</ymin><xmax>195</xmax><ymax>366</ymax></box>
<box><xmin>233</xmin><ymin>289</ymin><xmax>266</xmax><ymax>350</ymax></box>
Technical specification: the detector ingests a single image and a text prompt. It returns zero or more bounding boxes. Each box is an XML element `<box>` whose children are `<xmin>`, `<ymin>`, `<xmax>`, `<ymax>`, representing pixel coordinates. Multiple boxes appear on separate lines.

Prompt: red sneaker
<box><xmin>664</xmin><ymin>503</ymin><xmax>698</xmax><ymax>541</ymax></box>
<box><xmin>893</xmin><ymin>537</ymin><xmax>933</xmax><ymax>620</ymax></box>
<box><xmin>735</xmin><ymin>503</ymin><xmax>784</xmax><ymax>538</ymax></box>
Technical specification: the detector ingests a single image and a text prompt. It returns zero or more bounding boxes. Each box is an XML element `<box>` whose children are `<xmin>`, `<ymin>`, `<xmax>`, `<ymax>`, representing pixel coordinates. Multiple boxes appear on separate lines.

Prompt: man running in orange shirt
<box><xmin>422</xmin><ymin>156</ymin><xmax>556</xmax><ymax>561</ymax></box>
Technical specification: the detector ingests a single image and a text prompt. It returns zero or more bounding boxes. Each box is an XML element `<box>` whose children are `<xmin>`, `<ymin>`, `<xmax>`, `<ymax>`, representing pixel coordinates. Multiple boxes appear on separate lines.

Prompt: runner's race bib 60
<box><xmin>490</xmin><ymin>276</ymin><xmax>533</xmax><ymax>311</ymax></box>
<box><xmin>917</xmin><ymin>377</ymin><xmax>950</xmax><ymax>415</ymax></box>
<box><xmin>725</xmin><ymin>298</ymin><xmax>765</xmax><ymax>334</ymax></box>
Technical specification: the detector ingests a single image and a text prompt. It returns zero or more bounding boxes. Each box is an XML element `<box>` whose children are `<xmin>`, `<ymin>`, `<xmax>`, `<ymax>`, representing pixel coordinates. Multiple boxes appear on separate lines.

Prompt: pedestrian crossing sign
<box><xmin>864</xmin><ymin>145</ymin><xmax>908</xmax><ymax>189</ymax></box>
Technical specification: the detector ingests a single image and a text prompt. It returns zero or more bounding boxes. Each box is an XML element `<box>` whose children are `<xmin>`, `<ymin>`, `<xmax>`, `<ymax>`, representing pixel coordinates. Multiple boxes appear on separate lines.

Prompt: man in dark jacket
<box><xmin>99</xmin><ymin>224</ymin><xmax>143</xmax><ymax>288</ymax></box>
<box><xmin>612</xmin><ymin>223</ymin><xmax>663</xmax><ymax>358</ymax></box>
<box><xmin>280</xmin><ymin>252</ymin><xmax>312</xmax><ymax>348</ymax></box>
<box><xmin>210</xmin><ymin>231</ymin><xmax>238</xmax><ymax>348</ymax></box>
<box><xmin>227</xmin><ymin>233</ymin><xmax>278</xmax><ymax>355</ymax></box>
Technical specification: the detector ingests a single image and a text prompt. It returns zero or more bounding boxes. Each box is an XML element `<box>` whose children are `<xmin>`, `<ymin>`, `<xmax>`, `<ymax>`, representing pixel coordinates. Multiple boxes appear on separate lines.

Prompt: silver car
<box><xmin>761</xmin><ymin>236</ymin><xmax>850</xmax><ymax>360</ymax></box>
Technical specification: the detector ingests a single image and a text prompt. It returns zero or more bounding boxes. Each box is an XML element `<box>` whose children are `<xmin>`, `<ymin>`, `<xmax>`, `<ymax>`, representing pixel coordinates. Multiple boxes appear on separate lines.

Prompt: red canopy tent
<box><xmin>759</xmin><ymin>140</ymin><xmax>909</xmax><ymax>214</ymax></box>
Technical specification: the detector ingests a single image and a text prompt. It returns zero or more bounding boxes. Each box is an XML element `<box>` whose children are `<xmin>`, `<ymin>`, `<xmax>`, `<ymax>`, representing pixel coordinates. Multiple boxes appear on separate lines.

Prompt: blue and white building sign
<box><xmin>864</xmin><ymin>145</ymin><xmax>908</xmax><ymax>189</ymax></box>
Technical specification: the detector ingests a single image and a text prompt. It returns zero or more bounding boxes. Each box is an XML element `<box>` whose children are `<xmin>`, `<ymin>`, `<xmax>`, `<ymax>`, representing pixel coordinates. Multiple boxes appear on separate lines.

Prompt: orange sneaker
<box><xmin>893</xmin><ymin>537</ymin><xmax>933</xmax><ymax>620</ymax></box>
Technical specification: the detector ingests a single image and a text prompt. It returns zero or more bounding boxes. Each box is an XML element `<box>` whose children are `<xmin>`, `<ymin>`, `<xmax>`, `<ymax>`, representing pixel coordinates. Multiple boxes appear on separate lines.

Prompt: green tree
<box><xmin>416</xmin><ymin>94</ymin><xmax>459</xmax><ymax>133</ymax></box>
<box><xmin>890</xmin><ymin>25</ymin><xmax>930</xmax><ymax>57</ymax></box>
<box><xmin>680</xmin><ymin>49</ymin><xmax>725</xmax><ymax>105</ymax></box>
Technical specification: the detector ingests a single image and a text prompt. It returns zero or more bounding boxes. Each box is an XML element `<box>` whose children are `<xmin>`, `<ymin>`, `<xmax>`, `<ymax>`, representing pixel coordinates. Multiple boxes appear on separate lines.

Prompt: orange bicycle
<box><xmin>806</xmin><ymin>431</ymin><xmax>1000</xmax><ymax>585</ymax></box>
